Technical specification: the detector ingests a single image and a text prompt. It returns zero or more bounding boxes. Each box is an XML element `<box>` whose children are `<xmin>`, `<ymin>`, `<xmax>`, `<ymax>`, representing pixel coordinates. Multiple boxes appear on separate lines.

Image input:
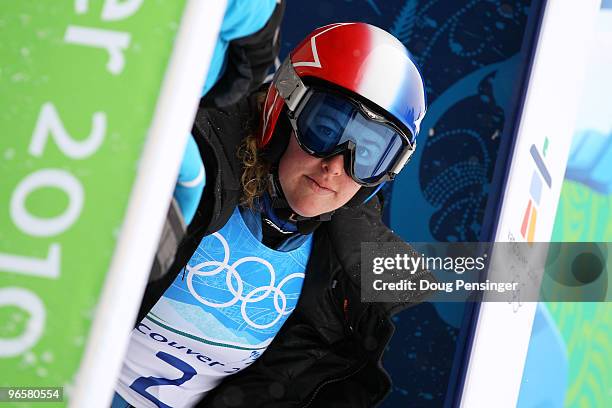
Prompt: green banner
<box><xmin>0</xmin><ymin>1</ymin><xmax>187</xmax><ymax>405</ymax></box>
<box><xmin>547</xmin><ymin>180</ymin><xmax>612</xmax><ymax>408</ymax></box>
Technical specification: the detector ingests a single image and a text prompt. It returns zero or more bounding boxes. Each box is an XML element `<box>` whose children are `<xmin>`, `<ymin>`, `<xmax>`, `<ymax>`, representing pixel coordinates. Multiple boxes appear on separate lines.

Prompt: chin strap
<box><xmin>363</xmin><ymin>182</ymin><xmax>385</xmax><ymax>204</ymax></box>
<box><xmin>265</xmin><ymin>171</ymin><xmax>329</xmax><ymax>234</ymax></box>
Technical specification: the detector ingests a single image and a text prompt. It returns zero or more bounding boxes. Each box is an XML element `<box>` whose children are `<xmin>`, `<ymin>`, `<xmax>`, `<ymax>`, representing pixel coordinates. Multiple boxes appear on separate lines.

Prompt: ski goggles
<box><xmin>273</xmin><ymin>58</ymin><xmax>415</xmax><ymax>186</ymax></box>
<box><xmin>287</xmin><ymin>88</ymin><xmax>415</xmax><ymax>186</ymax></box>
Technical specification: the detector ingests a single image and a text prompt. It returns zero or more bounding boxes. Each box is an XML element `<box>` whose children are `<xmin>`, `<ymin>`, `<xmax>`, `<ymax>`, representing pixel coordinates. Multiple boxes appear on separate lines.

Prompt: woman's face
<box><xmin>278</xmin><ymin>132</ymin><xmax>361</xmax><ymax>217</ymax></box>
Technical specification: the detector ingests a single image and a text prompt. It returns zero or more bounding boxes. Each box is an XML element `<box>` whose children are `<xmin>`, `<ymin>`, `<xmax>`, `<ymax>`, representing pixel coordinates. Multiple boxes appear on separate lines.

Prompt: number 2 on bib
<box><xmin>130</xmin><ymin>351</ymin><xmax>196</xmax><ymax>408</ymax></box>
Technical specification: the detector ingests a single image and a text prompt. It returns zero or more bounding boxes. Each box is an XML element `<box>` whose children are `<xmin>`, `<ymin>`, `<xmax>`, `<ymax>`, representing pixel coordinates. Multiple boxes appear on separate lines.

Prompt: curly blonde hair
<box><xmin>236</xmin><ymin>89</ymin><xmax>272</xmax><ymax>209</ymax></box>
<box><xmin>237</xmin><ymin>133</ymin><xmax>271</xmax><ymax>209</ymax></box>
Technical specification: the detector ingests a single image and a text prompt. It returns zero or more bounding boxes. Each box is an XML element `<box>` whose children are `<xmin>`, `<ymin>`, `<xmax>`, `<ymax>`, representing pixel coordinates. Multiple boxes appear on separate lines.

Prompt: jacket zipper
<box><xmin>300</xmin><ymin>359</ymin><xmax>368</xmax><ymax>408</ymax></box>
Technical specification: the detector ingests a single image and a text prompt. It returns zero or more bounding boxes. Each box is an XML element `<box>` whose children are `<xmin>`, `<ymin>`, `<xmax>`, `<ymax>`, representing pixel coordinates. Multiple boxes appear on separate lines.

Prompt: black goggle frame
<box><xmin>273</xmin><ymin>57</ymin><xmax>415</xmax><ymax>187</ymax></box>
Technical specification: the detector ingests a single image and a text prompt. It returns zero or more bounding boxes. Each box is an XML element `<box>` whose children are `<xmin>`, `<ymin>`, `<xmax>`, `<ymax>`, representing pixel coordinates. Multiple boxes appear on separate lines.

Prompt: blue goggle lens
<box><xmin>296</xmin><ymin>92</ymin><xmax>407</xmax><ymax>184</ymax></box>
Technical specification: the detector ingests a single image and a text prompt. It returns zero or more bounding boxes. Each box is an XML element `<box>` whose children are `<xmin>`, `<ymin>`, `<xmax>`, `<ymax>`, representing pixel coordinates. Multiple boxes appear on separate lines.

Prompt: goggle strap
<box><xmin>389</xmin><ymin>140</ymin><xmax>416</xmax><ymax>175</ymax></box>
<box><xmin>274</xmin><ymin>58</ymin><xmax>308</xmax><ymax>112</ymax></box>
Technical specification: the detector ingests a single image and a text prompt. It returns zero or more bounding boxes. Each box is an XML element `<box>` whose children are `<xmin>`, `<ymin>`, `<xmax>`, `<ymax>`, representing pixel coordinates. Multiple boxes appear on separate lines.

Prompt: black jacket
<box><xmin>136</xmin><ymin>98</ymin><xmax>430</xmax><ymax>408</ymax></box>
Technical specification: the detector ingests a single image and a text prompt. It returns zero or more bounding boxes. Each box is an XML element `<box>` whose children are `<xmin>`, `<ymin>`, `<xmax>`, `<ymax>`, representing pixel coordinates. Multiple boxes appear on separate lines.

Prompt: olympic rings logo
<box><xmin>186</xmin><ymin>232</ymin><xmax>304</xmax><ymax>330</ymax></box>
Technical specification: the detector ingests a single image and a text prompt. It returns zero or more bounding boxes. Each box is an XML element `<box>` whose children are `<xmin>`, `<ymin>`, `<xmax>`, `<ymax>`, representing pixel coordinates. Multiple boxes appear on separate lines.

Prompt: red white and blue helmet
<box><xmin>260</xmin><ymin>22</ymin><xmax>427</xmax><ymax>186</ymax></box>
